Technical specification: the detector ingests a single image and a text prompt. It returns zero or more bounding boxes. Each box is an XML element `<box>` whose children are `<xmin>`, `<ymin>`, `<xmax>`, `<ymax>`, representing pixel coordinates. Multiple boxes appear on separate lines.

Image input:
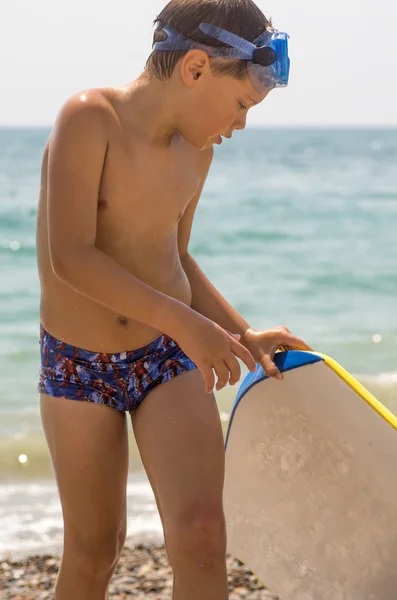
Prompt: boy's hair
<box><xmin>146</xmin><ymin>0</ymin><xmax>273</xmax><ymax>81</ymax></box>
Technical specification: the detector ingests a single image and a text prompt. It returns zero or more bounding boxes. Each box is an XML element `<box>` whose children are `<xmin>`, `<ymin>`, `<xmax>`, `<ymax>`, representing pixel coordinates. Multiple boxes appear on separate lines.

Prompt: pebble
<box><xmin>0</xmin><ymin>543</ymin><xmax>279</xmax><ymax>599</ymax></box>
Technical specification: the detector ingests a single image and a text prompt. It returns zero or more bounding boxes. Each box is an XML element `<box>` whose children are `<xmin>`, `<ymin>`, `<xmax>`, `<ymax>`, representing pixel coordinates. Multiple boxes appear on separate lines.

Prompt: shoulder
<box><xmin>58</xmin><ymin>88</ymin><xmax>114</xmax><ymax>120</ymax></box>
<box><xmin>51</xmin><ymin>88</ymin><xmax>115</xmax><ymax>143</ymax></box>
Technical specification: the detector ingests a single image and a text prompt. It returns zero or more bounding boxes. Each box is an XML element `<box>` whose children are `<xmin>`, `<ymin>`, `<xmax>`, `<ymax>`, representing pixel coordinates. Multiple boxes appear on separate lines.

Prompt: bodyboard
<box><xmin>224</xmin><ymin>351</ymin><xmax>397</xmax><ymax>600</ymax></box>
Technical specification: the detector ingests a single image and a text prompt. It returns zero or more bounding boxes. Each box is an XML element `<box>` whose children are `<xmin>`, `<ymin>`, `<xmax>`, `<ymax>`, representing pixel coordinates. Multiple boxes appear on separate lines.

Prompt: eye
<box><xmin>238</xmin><ymin>102</ymin><xmax>247</xmax><ymax>111</ymax></box>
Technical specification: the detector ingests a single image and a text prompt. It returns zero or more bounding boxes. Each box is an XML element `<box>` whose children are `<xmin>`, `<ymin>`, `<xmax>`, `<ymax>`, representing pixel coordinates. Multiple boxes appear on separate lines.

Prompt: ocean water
<box><xmin>0</xmin><ymin>126</ymin><xmax>396</xmax><ymax>558</ymax></box>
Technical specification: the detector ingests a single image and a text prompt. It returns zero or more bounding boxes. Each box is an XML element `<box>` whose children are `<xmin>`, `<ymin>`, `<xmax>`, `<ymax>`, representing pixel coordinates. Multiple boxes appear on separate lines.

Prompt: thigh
<box><xmin>131</xmin><ymin>370</ymin><xmax>225</xmax><ymax>528</ymax></box>
<box><xmin>40</xmin><ymin>395</ymin><xmax>129</xmax><ymax>550</ymax></box>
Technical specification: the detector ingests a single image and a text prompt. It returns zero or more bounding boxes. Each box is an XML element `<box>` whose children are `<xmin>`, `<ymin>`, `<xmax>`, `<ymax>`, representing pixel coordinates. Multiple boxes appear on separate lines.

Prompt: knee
<box><xmin>165</xmin><ymin>503</ymin><xmax>226</xmax><ymax>564</ymax></box>
<box><xmin>66</xmin><ymin>521</ymin><xmax>126</xmax><ymax>577</ymax></box>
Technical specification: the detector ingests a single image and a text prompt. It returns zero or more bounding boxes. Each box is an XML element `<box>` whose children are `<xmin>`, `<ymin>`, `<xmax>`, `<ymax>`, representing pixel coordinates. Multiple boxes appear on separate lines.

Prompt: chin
<box><xmin>186</xmin><ymin>138</ymin><xmax>213</xmax><ymax>151</ymax></box>
<box><xmin>179</xmin><ymin>127</ymin><xmax>213</xmax><ymax>151</ymax></box>
<box><xmin>199</xmin><ymin>133</ymin><xmax>221</xmax><ymax>150</ymax></box>
<box><xmin>200</xmin><ymin>139</ymin><xmax>215</xmax><ymax>151</ymax></box>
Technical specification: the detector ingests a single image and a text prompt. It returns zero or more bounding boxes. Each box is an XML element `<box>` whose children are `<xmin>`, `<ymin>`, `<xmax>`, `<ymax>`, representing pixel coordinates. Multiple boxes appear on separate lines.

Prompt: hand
<box><xmin>241</xmin><ymin>326</ymin><xmax>313</xmax><ymax>381</ymax></box>
<box><xmin>173</xmin><ymin>313</ymin><xmax>257</xmax><ymax>394</ymax></box>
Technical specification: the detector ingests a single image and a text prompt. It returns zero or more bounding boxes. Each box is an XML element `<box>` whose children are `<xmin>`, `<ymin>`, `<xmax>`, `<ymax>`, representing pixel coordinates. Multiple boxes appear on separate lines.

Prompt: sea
<box><xmin>0</xmin><ymin>126</ymin><xmax>396</xmax><ymax>559</ymax></box>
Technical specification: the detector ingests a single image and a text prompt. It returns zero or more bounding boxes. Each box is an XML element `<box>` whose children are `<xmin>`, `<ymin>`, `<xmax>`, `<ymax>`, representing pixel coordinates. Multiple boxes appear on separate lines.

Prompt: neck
<box><xmin>116</xmin><ymin>72</ymin><xmax>182</xmax><ymax>146</ymax></box>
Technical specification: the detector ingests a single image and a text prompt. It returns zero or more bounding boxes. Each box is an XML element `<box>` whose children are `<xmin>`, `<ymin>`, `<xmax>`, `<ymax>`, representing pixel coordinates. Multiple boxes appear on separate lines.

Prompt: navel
<box><xmin>117</xmin><ymin>316</ymin><xmax>129</xmax><ymax>327</ymax></box>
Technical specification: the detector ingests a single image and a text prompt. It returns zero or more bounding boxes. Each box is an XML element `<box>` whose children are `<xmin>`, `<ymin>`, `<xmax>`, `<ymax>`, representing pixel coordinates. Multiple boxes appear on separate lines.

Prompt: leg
<box><xmin>40</xmin><ymin>395</ymin><xmax>129</xmax><ymax>600</ymax></box>
<box><xmin>131</xmin><ymin>370</ymin><xmax>228</xmax><ymax>600</ymax></box>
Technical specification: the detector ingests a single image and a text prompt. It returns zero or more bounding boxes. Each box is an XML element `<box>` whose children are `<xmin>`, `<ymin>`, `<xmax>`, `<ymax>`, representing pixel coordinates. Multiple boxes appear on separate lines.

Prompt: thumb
<box><xmin>260</xmin><ymin>354</ymin><xmax>283</xmax><ymax>381</ymax></box>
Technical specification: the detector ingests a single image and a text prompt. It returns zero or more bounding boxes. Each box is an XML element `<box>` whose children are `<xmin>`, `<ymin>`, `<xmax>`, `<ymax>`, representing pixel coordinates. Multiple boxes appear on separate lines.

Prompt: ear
<box><xmin>179</xmin><ymin>49</ymin><xmax>211</xmax><ymax>87</ymax></box>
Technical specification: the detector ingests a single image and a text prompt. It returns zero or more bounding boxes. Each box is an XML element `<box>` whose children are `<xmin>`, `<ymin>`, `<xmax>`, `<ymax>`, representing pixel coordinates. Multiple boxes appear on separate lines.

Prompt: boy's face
<box><xmin>176</xmin><ymin>53</ymin><xmax>271</xmax><ymax>150</ymax></box>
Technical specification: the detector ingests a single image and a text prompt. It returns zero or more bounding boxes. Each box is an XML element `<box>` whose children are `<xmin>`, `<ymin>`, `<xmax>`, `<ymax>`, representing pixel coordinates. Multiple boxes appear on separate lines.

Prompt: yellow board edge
<box><xmin>308</xmin><ymin>352</ymin><xmax>397</xmax><ymax>432</ymax></box>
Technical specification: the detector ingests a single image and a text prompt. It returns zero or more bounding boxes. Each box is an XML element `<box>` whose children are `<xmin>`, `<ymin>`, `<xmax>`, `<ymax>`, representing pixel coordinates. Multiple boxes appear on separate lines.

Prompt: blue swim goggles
<box><xmin>153</xmin><ymin>22</ymin><xmax>290</xmax><ymax>93</ymax></box>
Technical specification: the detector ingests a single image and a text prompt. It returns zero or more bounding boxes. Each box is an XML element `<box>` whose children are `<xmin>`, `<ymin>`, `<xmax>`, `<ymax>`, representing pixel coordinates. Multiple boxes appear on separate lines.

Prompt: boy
<box><xmin>36</xmin><ymin>0</ymin><xmax>311</xmax><ymax>598</ymax></box>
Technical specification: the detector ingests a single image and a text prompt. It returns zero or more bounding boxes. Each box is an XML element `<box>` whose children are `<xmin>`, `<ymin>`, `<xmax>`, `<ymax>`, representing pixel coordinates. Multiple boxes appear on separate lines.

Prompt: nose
<box><xmin>233</xmin><ymin>113</ymin><xmax>247</xmax><ymax>131</ymax></box>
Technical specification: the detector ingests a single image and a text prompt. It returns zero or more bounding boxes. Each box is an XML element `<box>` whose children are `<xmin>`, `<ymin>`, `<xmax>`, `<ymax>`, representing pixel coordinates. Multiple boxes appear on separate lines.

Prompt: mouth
<box><xmin>215</xmin><ymin>133</ymin><xmax>232</xmax><ymax>146</ymax></box>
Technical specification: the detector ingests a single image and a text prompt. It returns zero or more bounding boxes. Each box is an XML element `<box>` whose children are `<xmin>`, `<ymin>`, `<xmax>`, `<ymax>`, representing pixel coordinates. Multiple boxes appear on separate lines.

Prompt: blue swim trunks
<box><xmin>38</xmin><ymin>325</ymin><xmax>198</xmax><ymax>412</ymax></box>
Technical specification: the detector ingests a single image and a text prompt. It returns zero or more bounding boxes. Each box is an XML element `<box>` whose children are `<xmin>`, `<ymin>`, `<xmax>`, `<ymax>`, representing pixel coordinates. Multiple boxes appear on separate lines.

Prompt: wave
<box><xmin>0</xmin><ymin>473</ymin><xmax>162</xmax><ymax>560</ymax></box>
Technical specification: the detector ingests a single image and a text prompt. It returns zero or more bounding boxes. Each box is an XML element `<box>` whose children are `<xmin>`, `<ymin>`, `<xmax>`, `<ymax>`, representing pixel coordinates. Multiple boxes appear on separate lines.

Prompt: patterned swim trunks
<box><xmin>38</xmin><ymin>325</ymin><xmax>198</xmax><ymax>412</ymax></box>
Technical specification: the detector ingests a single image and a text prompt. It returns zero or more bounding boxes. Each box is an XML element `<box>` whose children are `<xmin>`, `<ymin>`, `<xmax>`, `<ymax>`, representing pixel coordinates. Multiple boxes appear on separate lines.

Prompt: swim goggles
<box><xmin>153</xmin><ymin>22</ymin><xmax>290</xmax><ymax>93</ymax></box>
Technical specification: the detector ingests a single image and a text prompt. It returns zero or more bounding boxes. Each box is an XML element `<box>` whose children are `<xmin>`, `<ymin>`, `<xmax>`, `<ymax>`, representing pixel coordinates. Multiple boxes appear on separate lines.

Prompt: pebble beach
<box><xmin>0</xmin><ymin>541</ymin><xmax>278</xmax><ymax>600</ymax></box>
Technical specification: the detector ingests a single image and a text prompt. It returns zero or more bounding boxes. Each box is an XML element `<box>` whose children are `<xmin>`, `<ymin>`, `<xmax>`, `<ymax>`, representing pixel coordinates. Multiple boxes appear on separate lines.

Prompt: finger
<box><xmin>230</xmin><ymin>339</ymin><xmax>256</xmax><ymax>372</ymax></box>
<box><xmin>225</xmin><ymin>330</ymin><xmax>241</xmax><ymax>341</ymax></box>
<box><xmin>223</xmin><ymin>355</ymin><xmax>241</xmax><ymax>387</ymax></box>
<box><xmin>213</xmin><ymin>360</ymin><xmax>230</xmax><ymax>391</ymax></box>
<box><xmin>260</xmin><ymin>353</ymin><xmax>283</xmax><ymax>381</ymax></box>
<box><xmin>277</xmin><ymin>326</ymin><xmax>291</xmax><ymax>334</ymax></box>
<box><xmin>282</xmin><ymin>333</ymin><xmax>313</xmax><ymax>352</ymax></box>
<box><xmin>199</xmin><ymin>365</ymin><xmax>216</xmax><ymax>394</ymax></box>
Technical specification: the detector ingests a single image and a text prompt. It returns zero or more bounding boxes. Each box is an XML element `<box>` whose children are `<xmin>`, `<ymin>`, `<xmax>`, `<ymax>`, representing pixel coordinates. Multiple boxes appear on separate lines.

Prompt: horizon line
<box><xmin>1</xmin><ymin>123</ymin><xmax>397</xmax><ymax>130</ymax></box>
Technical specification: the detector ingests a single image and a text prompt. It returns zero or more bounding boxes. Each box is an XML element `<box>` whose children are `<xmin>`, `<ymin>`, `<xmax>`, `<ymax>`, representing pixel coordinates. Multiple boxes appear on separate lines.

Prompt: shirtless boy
<box><xmin>36</xmin><ymin>1</ymin><xmax>311</xmax><ymax>598</ymax></box>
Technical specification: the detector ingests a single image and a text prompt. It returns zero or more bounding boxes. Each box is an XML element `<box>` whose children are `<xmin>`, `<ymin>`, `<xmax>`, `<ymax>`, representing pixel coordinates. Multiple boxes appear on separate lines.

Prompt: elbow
<box><xmin>50</xmin><ymin>244</ymin><xmax>94</xmax><ymax>286</ymax></box>
<box><xmin>50</xmin><ymin>251</ymin><xmax>72</xmax><ymax>284</ymax></box>
<box><xmin>180</xmin><ymin>250</ymin><xmax>192</xmax><ymax>264</ymax></box>
<box><xmin>50</xmin><ymin>246</ymin><xmax>84</xmax><ymax>285</ymax></box>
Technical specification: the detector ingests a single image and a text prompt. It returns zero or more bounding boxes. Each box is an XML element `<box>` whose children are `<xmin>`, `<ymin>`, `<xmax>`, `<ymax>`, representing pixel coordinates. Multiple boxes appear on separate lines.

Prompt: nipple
<box><xmin>98</xmin><ymin>198</ymin><xmax>108</xmax><ymax>211</ymax></box>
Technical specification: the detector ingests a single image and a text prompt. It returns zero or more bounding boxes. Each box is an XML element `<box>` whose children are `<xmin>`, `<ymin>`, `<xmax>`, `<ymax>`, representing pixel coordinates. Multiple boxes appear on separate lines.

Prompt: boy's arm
<box><xmin>178</xmin><ymin>149</ymin><xmax>252</xmax><ymax>342</ymax></box>
<box><xmin>47</xmin><ymin>92</ymin><xmax>192</xmax><ymax>337</ymax></box>
<box><xmin>181</xmin><ymin>253</ymin><xmax>252</xmax><ymax>337</ymax></box>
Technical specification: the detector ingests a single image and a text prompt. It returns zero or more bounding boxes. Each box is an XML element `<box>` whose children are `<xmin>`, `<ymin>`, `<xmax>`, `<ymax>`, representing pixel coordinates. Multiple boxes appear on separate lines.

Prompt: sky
<box><xmin>1</xmin><ymin>0</ymin><xmax>397</xmax><ymax>127</ymax></box>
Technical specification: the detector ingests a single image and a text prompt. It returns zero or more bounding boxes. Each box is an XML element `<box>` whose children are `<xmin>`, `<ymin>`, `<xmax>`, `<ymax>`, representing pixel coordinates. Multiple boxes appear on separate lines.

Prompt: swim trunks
<box><xmin>38</xmin><ymin>325</ymin><xmax>198</xmax><ymax>412</ymax></box>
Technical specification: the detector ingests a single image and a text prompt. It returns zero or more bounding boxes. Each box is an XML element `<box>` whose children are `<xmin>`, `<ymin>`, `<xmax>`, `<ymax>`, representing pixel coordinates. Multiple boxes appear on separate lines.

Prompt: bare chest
<box><xmin>98</xmin><ymin>139</ymin><xmax>201</xmax><ymax>243</ymax></box>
